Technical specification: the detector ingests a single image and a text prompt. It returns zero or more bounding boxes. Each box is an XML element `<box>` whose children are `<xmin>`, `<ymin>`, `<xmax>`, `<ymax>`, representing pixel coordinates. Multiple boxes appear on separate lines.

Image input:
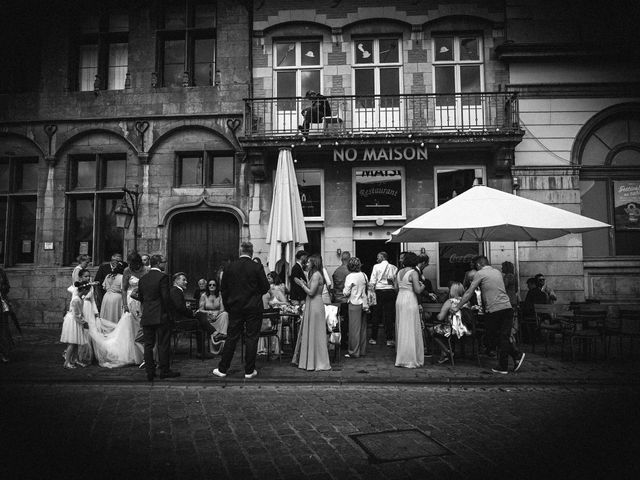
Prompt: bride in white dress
<box><xmin>75</xmin><ymin>265</ymin><xmax>144</xmax><ymax>368</ymax></box>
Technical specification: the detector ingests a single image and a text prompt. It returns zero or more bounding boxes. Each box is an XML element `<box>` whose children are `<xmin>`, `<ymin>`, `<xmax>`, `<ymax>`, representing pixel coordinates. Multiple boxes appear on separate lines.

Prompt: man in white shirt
<box><xmin>369</xmin><ymin>251</ymin><xmax>398</xmax><ymax>347</ymax></box>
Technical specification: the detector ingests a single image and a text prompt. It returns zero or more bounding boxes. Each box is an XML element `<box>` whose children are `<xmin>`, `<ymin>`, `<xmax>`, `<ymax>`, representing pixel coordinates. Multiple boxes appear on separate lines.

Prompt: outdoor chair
<box><xmin>606</xmin><ymin>307</ymin><xmax>640</xmax><ymax>359</ymax></box>
<box><xmin>560</xmin><ymin>311</ymin><xmax>605</xmax><ymax>361</ymax></box>
<box><xmin>534</xmin><ymin>303</ymin><xmax>571</xmax><ymax>357</ymax></box>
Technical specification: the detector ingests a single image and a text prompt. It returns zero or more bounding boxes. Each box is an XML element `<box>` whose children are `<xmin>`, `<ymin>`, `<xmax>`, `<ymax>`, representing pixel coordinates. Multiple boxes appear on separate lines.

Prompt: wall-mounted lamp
<box><xmin>420</xmin><ymin>247</ymin><xmax>426</xmax><ymax>255</ymax></box>
<box><xmin>182</xmin><ymin>71</ymin><xmax>190</xmax><ymax>87</ymax></box>
<box><xmin>214</xmin><ymin>69</ymin><xmax>221</xmax><ymax>87</ymax></box>
<box><xmin>124</xmin><ymin>71</ymin><xmax>131</xmax><ymax>89</ymax></box>
<box><xmin>93</xmin><ymin>74</ymin><xmax>101</xmax><ymax>95</ymax></box>
<box><xmin>512</xmin><ymin>176</ymin><xmax>520</xmax><ymax>190</ymax></box>
<box><xmin>336</xmin><ymin>248</ymin><xmax>342</xmax><ymax>257</ymax></box>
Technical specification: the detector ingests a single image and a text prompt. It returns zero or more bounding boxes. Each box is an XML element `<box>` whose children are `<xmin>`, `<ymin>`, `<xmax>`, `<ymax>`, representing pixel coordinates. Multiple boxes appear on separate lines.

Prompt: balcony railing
<box><xmin>243</xmin><ymin>92</ymin><xmax>519</xmax><ymax>138</ymax></box>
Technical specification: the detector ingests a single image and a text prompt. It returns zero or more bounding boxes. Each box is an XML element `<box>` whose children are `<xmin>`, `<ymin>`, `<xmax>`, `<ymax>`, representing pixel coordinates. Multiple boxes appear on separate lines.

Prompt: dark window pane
<box><xmin>460</xmin><ymin>65</ymin><xmax>481</xmax><ymax>105</ymax></box>
<box><xmin>109</xmin><ymin>12</ymin><xmax>129</xmax><ymax>32</ymax></box>
<box><xmin>194</xmin><ymin>2</ymin><xmax>216</xmax><ymax>28</ymax></box>
<box><xmin>180</xmin><ymin>156</ymin><xmax>203</xmax><ymax>185</ymax></box>
<box><xmin>300</xmin><ymin>70</ymin><xmax>320</xmax><ymax>96</ymax></box>
<box><xmin>68</xmin><ymin>197</ymin><xmax>94</xmax><ymax>263</ymax></box>
<box><xmin>301</xmin><ymin>41</ymin><xmax>320</xmax><ymax>66</ymax></box>
<box><xmin>211</xmin><ymin>155</ymin><xmax>233</xmax><ymax>185</ymax></box>
<box><xmin>355</xmin><ymin>40</ymin><xmax>373</xmax><ymax>64</ymax></box>
<box><xmin>193</xmin><ymin>38</ymin><xmax>214</xmax><ymax>86</ymax></box>
<box><xmin>434</xmin><ymin>37</ymin><xmax>453</xmax><ymax>61</ymax></box>
<box><xmin>0</xmin><ymin>198</ymin><xmax>6</xmax><ymax>263</ymax></box>
<box><xmin>0</xmin><ymin>161</ymin><xmax>10</xmax><ymax>192</ymax></box>
<box><xmin>17</xmin><ymin>160</ymin><xmax>39</xmax><ymax>191</ymax></box>
<box><xmin>13</xmin><ymin>198</ymin><xmax>36</xmax><ymax>263</ymax></box>
<box><xmin>276</xmin><ymin>43</ymin><xmax>295</xmax><ymax>67</ymax></box>
<box><xmin>380</xmin><ymin>68</ymin><xmax>399</xmax><ymax>108</ymax></box>
<box><xmin>75</xmin><ymin>159</ymin><xmax>96</xmax><ymax>189</ymax></box>
<box><xmin>611</xmin><ymin>149</ymin><xmax>640</xmax><ymax>166</ymax></box>
<box><xmin>297</xmin><ymin>170</ymin><xmax>322</xmax><ymax>218</ymax></box>
<box><xmin>276</xmin><ymin>71</ymin><xmax>296</xmax><ymax>111</ymax></box>
<box><xmin>437</xmin><ymin>168</ymin><xmax>475</xmax><ymax>205</ymax></box>
<box><xmin>460</xmin><ymin>37</ymin><xmax>479</xmax><ymax>61</ymax></box>
<box><xmin>355</xmin><ymin>69</ymin><xmax>374</xmax><ymax>108</ymax></box>
<box><xmin>435</xmin><ymin>66</ymin><xmax>455</xmax><ymax>106</ymax></box>
<box><xmin>164</xmin><ymin>39</ymin><xmax>185</xmax><ymax>86</ymax></box>
<box><xmin>103</xmin><ymin>158</ymin><xmax>125</xmax><ymax>188</ymax></box>
<box><xmin>164</xmin><ymin>4</ymin><xmax>186</xmax><ymax>29</ymax></box>
<box><xmin>100</xmin><ymin>197</ymin><xmax>124</xmax><ymax>263</ymax></box>
<box><xmin>379</xmin><ymin>39</ymin><xmax>398</xmax><ymax>63</ymax></box>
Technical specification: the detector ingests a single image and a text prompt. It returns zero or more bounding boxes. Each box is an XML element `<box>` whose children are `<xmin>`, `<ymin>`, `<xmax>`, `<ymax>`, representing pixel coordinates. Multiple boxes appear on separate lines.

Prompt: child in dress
<box><xmin>432</xmin><ymin>282</ymin><xmax>471</xmax><ymax>364</ymax></box>
<box><xmin>60</xmin><ymin>280</ymin><xmax>91</xmax><ymax>369</ymax></box>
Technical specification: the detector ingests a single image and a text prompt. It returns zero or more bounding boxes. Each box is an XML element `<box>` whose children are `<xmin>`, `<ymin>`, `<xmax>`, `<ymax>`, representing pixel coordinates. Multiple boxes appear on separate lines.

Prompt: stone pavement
<box><xmin>1</xmin><ymin>327</ymin><xmax>639</xmax><ymax>386</ymax></box>
<box><xmin>1</xmin><ymin>383</ymin><xmax>638</xmax><ymax>479</ymax></box>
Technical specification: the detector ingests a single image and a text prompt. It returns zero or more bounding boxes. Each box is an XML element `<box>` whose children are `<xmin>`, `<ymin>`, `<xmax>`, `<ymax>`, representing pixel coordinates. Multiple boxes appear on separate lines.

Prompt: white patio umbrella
<box><xmin>266</xmin><ymin>148</ymin><xmax>308</xmax><ymax>284</ymax></box>
<box><xmin>388</xmin><ymin>185</ymin><xmax>610</xmax><ymax>243</ymax></box>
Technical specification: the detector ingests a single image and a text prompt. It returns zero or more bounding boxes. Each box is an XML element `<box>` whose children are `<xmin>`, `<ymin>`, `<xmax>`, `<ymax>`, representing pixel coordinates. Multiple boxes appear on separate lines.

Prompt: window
<box><xmin>273</xmin><ymin>40</ymin><xmax>322</xmax><ymax>131</ymax></box>
<box><xmin>175</xmin><ymin>152</ymin><xmax>234</xmax><ymax>187</ymax></box>
<box><xmin>580</xmin><ymin>111</ymin><xmax>640</xmax><ymax>257</ymax></box>
<box><xmin>0</xmin><ymin>157</ymin><xmax>39</xmax><ymax>265</ymax></box>
<box><xmin>158</xmin><ymin>0</ymin><xmax>216</xmax><ymax>87</ymax></box>
<box><xmin>353</xmin><ymin>167</ymin><xmax>405</xmax><ymax>220</ymax></box>
<box><xmin>352</xmin><ymin>37</ymin><xmax>402</xmax><ymax>129</ymax></box>
<box><xmin>435</xmin><ymin>166</ymin><xmax>485</xmax><ymax>288</ymax></box>
<box><xmin>432</xmin><ymin>35</ymin><xmax>483</xmax><ymax>128</ymax></box>
<box><xmin>296</xmin><ymin>169</ymin><xmax>324</xmax><ymax>220</ymax></box>
<box><xmin>76</xmin><ymin>10</ymin><xmax>129</xmax><ymax>91</ymax></box>
<box><xmin>65</xmin><ymin>154</ymin><xmax>127</xmax><ymax>265</ymax></box>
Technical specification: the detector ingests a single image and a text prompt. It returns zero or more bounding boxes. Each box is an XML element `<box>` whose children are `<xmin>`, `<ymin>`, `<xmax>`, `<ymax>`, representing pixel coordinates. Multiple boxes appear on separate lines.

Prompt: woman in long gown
<box><xmin>394</xmin><ymin>252</ymin><xmax>425</xmax><ymax>368</ymax></box>
<box><xmin>122</xmin><ymin>252</ymin><xmax>148</xmax><ymax>357</ymax></box>
<box><xmin>100</xmin><ymin>263</ymin><xmax>124</xmax><ymax>323</ymax></box>
<box><xmin>292</xmin><ymin>254</ymin><xmax>331</xmax><ymax>371</ymax></box>
<box><xmin>77</xmin><ymin>268</ymin><xmax>143</xmax><ymax>369</ymax></box>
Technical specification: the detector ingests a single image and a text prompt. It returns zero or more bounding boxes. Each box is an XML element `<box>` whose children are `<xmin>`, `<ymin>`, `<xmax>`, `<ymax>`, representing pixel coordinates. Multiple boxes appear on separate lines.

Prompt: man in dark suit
<box><xmin>213</xmin><ymin>241</ymin><xmax>269</xmax><ymax>379</ymax></box>
<box><xmin>137</xmin><ymin>254</ymin><xmax>179</xmax><ymax>381</ymax></box>
<box><xmin>93</xmin><ymin>252</ymin><xmax>126</xmax><ymax>311</ymax></box>
<box><xmin>169</xmin><ymin>272</ymin><xmax>216</xmax><ymax>359</ymax></box>
<box><xmin>289</xmin><ymin>250</ymin><xmax>309</xmax><ymax>304</ymax></box>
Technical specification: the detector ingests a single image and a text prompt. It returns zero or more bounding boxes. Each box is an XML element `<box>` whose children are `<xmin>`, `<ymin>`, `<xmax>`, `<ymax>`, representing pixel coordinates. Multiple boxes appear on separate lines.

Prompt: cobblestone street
<box><xmin>1</xmin><ymin>383</ymin><xmax>638</xmax><ymax>480</ymax></box>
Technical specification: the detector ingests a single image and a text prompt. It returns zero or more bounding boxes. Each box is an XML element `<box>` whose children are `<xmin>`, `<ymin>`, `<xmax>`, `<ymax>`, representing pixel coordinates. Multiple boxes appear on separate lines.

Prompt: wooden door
<box><xmin>169</xmin><ymin>211</ymin><xmax>239</xmax><ymax>296</ymax></box>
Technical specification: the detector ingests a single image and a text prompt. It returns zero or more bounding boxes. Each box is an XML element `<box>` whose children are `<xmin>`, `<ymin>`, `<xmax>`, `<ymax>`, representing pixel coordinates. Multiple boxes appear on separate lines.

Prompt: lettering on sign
<box><xmin>334</xmin><ymin>146</ymin><xmax>427</xmax><ymax>162</ymax></box>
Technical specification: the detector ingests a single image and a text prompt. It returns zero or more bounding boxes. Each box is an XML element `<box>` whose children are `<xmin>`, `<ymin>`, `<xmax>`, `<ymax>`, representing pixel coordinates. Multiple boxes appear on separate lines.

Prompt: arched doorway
<box><xmin>168</xmin><ymin>211</ymin><xmax>239</xmax><ymax>296</ymax></box>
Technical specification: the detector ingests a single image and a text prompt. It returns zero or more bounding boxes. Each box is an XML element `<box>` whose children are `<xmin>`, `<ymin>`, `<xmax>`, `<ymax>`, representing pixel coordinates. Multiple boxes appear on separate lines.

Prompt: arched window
<box><xmin>578</xmin><ymin>106</ymin><xmax>640</xmax><ymax>257</ymax></box>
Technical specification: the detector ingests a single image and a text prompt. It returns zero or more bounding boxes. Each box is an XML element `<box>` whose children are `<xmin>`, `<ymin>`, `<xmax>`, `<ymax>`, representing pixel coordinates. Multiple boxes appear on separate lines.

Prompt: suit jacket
<box><xmin>137</xmin><ymin>269</ymin><xmax>171</xmax><ymax>327</ymax></box>
<box><xmin>289</xmin><ymin>262</ymin><xmax>307</xmax><ymax>301</ymax></box>
<box><xmin>169</xmin><ymin>285</ymin><xmax>194</xmax><ymax>322</ymax></box>
<box><xmin>220</xmin><ymin>256</ymin><xmax>269</xmax><ymax>314</ymax></box>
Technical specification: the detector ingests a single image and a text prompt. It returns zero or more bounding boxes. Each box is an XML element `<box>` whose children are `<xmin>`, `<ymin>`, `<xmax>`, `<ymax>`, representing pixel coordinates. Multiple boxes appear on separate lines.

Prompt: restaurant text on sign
<box><xmin>333</xmin><ymin>146</ymin><xmax>428</xmax><ymax>162</ymax></box>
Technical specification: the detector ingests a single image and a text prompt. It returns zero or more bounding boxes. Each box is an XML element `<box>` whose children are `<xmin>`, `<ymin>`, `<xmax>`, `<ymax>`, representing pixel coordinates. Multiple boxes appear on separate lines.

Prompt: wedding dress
<box><xmin>82</xmin><ymin>285</ymin><xmax>143</xmax><ymax>368</ymax></box>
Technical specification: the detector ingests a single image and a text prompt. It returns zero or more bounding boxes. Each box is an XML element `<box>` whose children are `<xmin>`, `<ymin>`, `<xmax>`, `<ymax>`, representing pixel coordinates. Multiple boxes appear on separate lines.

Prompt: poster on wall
<box><xmin>613</xmin><ymin>181</ymin><xmax>640</xmax><ymax>231</ymax></box>
<box><xmin>438</xmin><ymin>242</ymin><xmax>480</xmax><ymax>288</ymax></box>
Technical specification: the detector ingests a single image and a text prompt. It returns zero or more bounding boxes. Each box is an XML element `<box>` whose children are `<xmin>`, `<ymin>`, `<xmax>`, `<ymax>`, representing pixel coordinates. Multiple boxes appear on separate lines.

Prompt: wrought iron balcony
<box><xmin>242</xmin><ymin>92</ymin><xmax>520</xmax><ymax>139</ymax></box>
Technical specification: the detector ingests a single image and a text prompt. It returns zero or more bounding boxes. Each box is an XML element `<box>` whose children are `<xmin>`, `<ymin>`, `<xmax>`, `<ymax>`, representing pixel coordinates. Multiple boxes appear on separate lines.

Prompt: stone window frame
<box><xmin>71</xmin><ymin>7</ymin><xmax>129</xmax><ymax>92</ymax></box>
<box><xmin>0</xmin><ymin>157</ymin><xmax>39</xmax><ymax>266</ymax></box>
<box><xmin>156</xmin><ymin>0</ymin><xmax>217</xmax><ymax>87</ymax></box>
<box><xmin>295</xmin><ymin>168</ymin><xmax>324</xmax><ymax>221</ymax></box>
<box><xmin>174</xmin><ymin>150</ymin><xmax>235</xmax><ymax>188</ymax></box>
<box><xmin>64</xmin><ymin>153</ymin><xmax>127</xmax><ymax>266</ymax></box>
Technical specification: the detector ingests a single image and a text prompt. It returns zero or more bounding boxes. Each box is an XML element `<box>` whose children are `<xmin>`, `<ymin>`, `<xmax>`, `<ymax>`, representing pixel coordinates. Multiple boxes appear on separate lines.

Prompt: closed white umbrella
<box><xmin>266</xmin><ymin>148</ymin><xmax>308</xmax><ymax>282</ymax></box>
<box><xmin>389</xmin><ymin>185</ymin><xmax>610</xmax><ymax>243</ymax></box>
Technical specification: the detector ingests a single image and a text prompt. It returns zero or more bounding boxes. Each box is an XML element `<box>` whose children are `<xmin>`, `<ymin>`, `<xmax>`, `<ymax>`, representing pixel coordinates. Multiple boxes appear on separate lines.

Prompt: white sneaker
<box><xmin>244</xmin><ymin>370</ymin><xmax>258</xmax><ymax>379</ymax></box>
<box><xmin>368</xmin><ymin>339</ymin><xmax>377</xmax><ymax>345</ymax></box>
<box><xmin>212</xmin><ymin>368</ymin><xmax>227</xmax><ymax>377</ymax></box>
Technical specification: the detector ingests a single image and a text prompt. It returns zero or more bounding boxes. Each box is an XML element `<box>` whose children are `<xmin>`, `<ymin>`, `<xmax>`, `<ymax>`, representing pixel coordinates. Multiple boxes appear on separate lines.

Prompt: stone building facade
<box><xmin>1</xmin><ymin>0</ymin><xmax>639</xmax><ymax>325</ymax></box>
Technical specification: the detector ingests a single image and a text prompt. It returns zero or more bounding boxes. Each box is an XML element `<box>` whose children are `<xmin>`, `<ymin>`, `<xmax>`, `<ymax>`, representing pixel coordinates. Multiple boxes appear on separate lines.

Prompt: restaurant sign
<box><xmin>613</xmin><ymin>180</ymin><xmax>640</xmax><ymax>230</ymax></box>
<box><xmin>334</xmin><ymin>146</ymin><xmax>427</xmax><ymax>162</ymax></box>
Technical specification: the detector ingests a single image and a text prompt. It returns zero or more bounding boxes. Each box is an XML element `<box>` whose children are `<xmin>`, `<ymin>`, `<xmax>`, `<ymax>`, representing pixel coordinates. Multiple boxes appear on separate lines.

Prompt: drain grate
<box><xmin>350</xmin><ymin>428</ymin><xmax>453</xmax><ymax>464</ymax></box>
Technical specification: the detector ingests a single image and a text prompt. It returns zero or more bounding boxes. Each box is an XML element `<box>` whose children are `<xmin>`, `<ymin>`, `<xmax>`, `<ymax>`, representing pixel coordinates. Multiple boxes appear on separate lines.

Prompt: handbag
<box><xmin>362</xmin><ymin>273</ymin><xmax>376</xmax><ymax>311</ymax></box>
